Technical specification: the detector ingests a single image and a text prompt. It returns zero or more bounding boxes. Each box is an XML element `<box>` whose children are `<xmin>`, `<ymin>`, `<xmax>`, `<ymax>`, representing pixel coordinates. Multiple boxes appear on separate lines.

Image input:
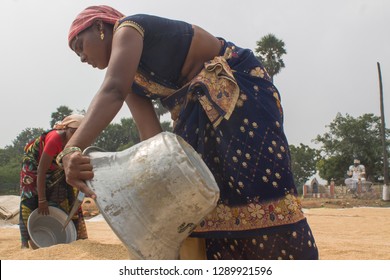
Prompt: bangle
<box><xmin>56</xmin><ymin>146</ymin><xmax>82</xmax><ymax>168</ymax></box>
<box><xmin>38</xmin><ymin>199</ymin><xmax>47</xmax><ymax>203</ymax></box>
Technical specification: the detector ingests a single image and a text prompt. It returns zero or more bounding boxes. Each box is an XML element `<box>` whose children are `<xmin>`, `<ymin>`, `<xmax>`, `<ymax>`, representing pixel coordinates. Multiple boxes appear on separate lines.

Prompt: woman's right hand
<box><xmin>38</xmin><ymin>200</ymin><xmax>49</xmax><ymax>215</ymax></box>
<box><xmin>62</xmin><ymin>151</ymin><xmax>97</xmax><ymax>199</ymax></box>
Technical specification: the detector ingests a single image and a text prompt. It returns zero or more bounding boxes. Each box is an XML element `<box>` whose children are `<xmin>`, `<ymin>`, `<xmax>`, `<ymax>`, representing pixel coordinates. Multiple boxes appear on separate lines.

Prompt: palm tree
<box><xmin>255</xmin><ymin>34</ymin><xmax>287</xmax><ymax>82</ymax></box>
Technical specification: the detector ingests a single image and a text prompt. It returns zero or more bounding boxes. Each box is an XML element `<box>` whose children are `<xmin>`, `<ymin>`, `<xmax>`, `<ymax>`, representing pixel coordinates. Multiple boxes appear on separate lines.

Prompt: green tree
<box><xmin>0</xmin><ymin>154</ymin><xmax>20</xmax><ymax>194</ymax></box>
<box><xmin>255</xmin><ymin>34</ymin><xmax>286</xmax><ymax>82</ymax></box>
<box><xmin>94</xmin><ymin>117</ymin><xmax>173</xmax><ymax>151</ymax></box>
<box><xmin>12</xmin><ymin>128</ymin><xmax>46</xmax><ymax>155</ymax></box>
<box><xmin>50</xmin><ymin>106</ymin><xmax>73</xmax><ymax>128</ymax></box>
<box><xmin>0</xmin><ymin>128</ymin><xmax>45</xmax><ymax>194</ymax></box>
<box><xmin>289</xmin><ymin>144</ymin><xmax>320</xmax><ymax>193</ymax></box>
<box><xmin>160</xmin><ymin>120</ymin><xmax>173</xmax><ymax>133</ymax></box>
<box><xmin>316</xmin><ymin>156</ymin><xmax>346</xmax><ymax>185</ymax></box>
<box><xmin>314</xmin><ymin>113</ymin><xmax>389</xmax><ymax>184</ymax></box>
<box><xmin>94</xmin><ymin>118</ymin><xmax>140</xmax><ymax>151</ymax></box>
<box><xmin>0</xmin><ymin>147</ymin><xmax>13</xmax><ymax>166</ymax></box>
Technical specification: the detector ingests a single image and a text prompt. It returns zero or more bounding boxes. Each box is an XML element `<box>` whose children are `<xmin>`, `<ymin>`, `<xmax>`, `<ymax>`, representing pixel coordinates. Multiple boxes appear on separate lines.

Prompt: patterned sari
<box><xmin>131</xmin><ymin>39</ymin><xmax>318</xmax><ymax>259</ymax></box>
<box><xmin>19</xmin><ymin>131</ymin><xmax>87</xmax><ymax>247</ymax></box>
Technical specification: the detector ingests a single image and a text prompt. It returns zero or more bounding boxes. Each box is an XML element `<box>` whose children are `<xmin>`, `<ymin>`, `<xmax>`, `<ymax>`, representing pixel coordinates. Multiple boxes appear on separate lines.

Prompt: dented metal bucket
<box><xmin>84</xmin><ymin>132</ymin><xmax>219</xmax><ymax>260</ymax></box>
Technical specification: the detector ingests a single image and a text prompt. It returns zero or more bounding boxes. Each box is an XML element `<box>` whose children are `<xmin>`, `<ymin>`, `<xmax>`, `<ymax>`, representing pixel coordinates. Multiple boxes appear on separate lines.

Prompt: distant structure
<box><xmin>303</xmin><ymin>172</ymin><xmax>328</xmax><ymax>198</ymax></box>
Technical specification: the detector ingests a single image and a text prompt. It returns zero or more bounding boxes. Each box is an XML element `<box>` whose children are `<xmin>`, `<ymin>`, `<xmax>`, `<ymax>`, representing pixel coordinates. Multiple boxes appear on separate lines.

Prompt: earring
<box><xmin>100</xmin><ymin>31</ymin><xmax>104</xmax><ymax>40</ymax></box>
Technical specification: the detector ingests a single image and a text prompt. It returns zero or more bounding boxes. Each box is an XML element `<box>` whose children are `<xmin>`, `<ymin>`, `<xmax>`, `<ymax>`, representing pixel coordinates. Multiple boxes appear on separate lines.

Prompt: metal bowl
<box><xmin>27</xmin><ymin>206</ymin><xmax>77</xmax><ymax>248</ymax></box>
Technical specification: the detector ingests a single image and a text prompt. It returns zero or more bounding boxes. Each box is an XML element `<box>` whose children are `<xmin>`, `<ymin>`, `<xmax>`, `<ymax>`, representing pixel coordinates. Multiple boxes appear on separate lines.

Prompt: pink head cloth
<box><xmin>68</xmin><ymin>5</ymin><xmax>124</xmax><ymax>48</ymax></box>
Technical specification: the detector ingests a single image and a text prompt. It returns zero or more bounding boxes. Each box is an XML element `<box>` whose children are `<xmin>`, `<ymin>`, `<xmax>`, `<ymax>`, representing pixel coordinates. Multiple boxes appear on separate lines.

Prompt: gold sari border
<box><xmin>114</xmin><ymin>20</ymin><xmax>145</xmax><ymax>38</ymax></box>
<box><xmin>193</xmin><ymin>194</ymin><xmax>306</xmax><ymax>233</ymax></box>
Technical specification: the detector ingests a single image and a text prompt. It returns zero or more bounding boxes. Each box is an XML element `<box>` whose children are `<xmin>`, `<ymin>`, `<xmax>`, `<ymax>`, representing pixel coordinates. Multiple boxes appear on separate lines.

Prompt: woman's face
<box><xmin>71</xmin><ymin>22</ymin><xmax>111</xmax><ymax>69</ymax></box>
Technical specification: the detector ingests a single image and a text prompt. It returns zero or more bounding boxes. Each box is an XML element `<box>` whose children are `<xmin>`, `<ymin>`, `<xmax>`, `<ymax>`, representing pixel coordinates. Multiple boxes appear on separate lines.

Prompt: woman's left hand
<box><xmin>62</xmin><ymin>151</ymin><xmax>96</xmax><ymax>199</ymax></box>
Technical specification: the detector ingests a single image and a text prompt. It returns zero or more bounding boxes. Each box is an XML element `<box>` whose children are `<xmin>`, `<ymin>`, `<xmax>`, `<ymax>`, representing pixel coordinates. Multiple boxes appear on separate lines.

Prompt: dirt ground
<box><xmin>301</xmin><ymin>198</ymin><xmax>390</xmax><ymax>260</ymax></box>
<box><xmin>1</xmin><ymin>197</ymin><xmax>390</xmax><ymax>260</ymax></box>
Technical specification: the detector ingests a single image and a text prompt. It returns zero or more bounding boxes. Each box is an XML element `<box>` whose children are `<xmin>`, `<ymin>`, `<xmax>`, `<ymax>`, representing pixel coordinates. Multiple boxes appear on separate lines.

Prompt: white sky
<box><xmin>1</xmin><ymin>0</ymin><xmax>389</xmax><ymax>148</ymax></box>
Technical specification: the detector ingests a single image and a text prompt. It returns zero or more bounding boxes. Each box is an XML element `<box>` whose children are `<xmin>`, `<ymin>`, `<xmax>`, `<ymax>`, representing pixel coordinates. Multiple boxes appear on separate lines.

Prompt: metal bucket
<box><xmin>84</xmin><ymin>132</ymin><xmax>220</xmax><ymax>259</ymax></box>
<box><xmin>27</xmin><ymin>206</ymin><xmax>77</xmax><ymax>248</ymax></box>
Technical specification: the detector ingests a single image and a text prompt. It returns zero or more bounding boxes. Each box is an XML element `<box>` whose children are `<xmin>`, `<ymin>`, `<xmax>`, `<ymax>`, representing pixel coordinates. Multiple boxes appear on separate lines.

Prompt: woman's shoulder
<box><xmin>45</xmin><ymin>130</ymin><xmax>61</xmax><ymax>143</ymax></box>
<box><xmin>42</xmin><ymin>130</ymin><xmax>63</xmax><ymax>155</ymax></box>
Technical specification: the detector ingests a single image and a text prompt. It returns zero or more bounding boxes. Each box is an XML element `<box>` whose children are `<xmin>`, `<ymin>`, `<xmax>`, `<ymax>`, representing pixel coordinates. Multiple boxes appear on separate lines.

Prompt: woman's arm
<box><xmin>125</xmin><ymin>94</ymin><xmax>162</xmax><ymax>141</ymax></box>
<box><xmin>62</xmin><ymin>27</ymin><xmax>160</xmax><ymax>197</ymax></box>
<box><xmin>36</xmin><ymin>152</ymin><xmax>53</xmax><ymax>215</ymax></box>
<box><xmin>66</xmin><ymin>27</ymin><xmax>144</xmax><ymax>150</ymax></box>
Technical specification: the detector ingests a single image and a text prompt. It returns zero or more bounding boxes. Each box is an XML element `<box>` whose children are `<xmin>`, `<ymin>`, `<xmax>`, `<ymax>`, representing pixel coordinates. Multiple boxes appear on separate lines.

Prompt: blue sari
<box><xmin>131</xmin><ymin>39</ymin><xmax>318</xmax><ymax>259</ymax></box>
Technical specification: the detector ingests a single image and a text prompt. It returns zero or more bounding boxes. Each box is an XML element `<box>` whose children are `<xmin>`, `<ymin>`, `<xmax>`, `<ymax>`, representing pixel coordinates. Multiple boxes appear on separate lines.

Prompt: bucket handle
<box><xmin>83</xmin><ymin>146</ymin><xmax>107</xmax><ymax>156</ymax></box>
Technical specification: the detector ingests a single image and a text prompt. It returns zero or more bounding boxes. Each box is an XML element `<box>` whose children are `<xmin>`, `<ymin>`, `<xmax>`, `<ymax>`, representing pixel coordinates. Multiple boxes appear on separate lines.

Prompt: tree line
<box><xmin>0</xmin><ymin>102</ymin><xmax>172</xmax><ymax>195</ymax></box>
<box><xmin>2</xmin><ymin>110</ymin><xmax>388</xmax><ymax>196</ymax></box>
<box><xmin>290</xmin><ymin>113</ymin><xmax>389</xmax><ymax>194</ymax></box>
